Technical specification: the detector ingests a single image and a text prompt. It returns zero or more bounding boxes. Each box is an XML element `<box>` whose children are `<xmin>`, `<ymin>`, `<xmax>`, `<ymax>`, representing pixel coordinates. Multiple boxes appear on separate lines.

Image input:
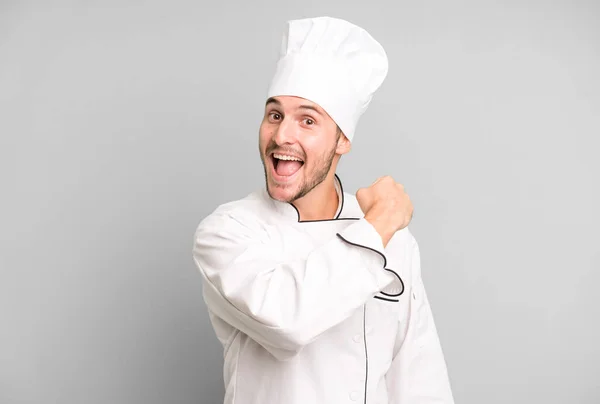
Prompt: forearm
<box><xmin>193</xmin><ymin>215</ymin><xmax>396</xmax><ymax>357</ymax></box>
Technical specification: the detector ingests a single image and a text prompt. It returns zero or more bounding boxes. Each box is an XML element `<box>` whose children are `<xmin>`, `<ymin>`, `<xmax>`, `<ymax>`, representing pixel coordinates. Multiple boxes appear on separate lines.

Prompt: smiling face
<box><xmin>259</xmin><ymin>96</ymin><xmax>350</xmax><ymax>203</ymax></box>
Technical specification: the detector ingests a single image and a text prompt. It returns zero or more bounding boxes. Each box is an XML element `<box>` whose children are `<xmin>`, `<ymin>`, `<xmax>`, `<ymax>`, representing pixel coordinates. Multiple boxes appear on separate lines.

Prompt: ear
<box><xmin>336</xmin><ymin>132</ymin><xmax>352</xmax><ymax>155</ymax></box>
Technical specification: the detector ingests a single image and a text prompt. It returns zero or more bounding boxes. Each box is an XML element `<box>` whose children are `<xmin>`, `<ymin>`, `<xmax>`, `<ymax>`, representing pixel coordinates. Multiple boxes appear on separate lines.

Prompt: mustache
<box><xmin>265</xmin><ymin>141</ymin><xmax>305</xmax><ymax>160</ymax></box>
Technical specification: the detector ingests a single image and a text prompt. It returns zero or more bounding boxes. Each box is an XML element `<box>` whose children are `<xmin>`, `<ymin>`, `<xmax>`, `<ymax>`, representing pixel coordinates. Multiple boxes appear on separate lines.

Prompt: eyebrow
<box><xmin>298</xmin><ymin>105</ymin><xmax>323</xmax><ymax>116</ymax></box>
<box><xmin>265</xmin><ymin>97</ymin><xmax>323</xmax><ymax>116</ymax></box>
<box><xmin>265</xmin><ymin>97</ymin><xmax>281</xmax><ymax>106</ymax></box>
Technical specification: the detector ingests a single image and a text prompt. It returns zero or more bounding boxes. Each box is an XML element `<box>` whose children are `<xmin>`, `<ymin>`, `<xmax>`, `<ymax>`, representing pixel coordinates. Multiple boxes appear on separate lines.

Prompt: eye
<box><xmin>268</xmin><ymin>112</ymin><xmax>282</xmax><ymax>122</ymax></box>
<box><xmin>303</xmin><ymin>118</ymin><xmax>315</xmax><ymax>126</ymax></box>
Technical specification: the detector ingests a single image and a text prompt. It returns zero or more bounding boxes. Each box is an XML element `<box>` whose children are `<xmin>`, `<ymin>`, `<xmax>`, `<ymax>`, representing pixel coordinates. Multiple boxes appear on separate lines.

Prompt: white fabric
<box><xmin>267</xmin><ymin>16</ymin><xmax>388</xmax><ymax>142</ymax></box>
<box><xmin>192</xmin><ymin>176</ymin><xmax>454</xmax><ymax>404</ymax></box>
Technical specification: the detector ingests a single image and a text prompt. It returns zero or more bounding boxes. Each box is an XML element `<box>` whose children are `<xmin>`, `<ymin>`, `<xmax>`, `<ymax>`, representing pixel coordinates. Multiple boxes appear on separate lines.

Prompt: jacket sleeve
<box><xmin>192</xmin><ymin>211</ymin><xmax>397</xmax><ymax>361</ymax></box>
<box><xmin>385</xmin><ymin>236</ymin><xmax>455</xmax><ymax>403</ymax></box>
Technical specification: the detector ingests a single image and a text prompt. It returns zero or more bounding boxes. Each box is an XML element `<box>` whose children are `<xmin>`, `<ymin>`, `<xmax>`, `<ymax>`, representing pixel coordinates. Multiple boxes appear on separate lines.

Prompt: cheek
<box><xmin>258</xmin><ymin>125</ymin><xmax>271</xmax><ymax>150</ymax></box>
<box><xmin>304</xmin><ymin>136</ymin><xmax>332</xmax><ymax>160</ymax></box>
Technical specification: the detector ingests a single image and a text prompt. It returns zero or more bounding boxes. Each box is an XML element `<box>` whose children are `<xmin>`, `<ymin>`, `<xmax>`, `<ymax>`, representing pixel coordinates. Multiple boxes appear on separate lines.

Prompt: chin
<box><xmin>266</xmin><ymin>180</ymin><xmax>298</xmax><ymax>203</ymax></box>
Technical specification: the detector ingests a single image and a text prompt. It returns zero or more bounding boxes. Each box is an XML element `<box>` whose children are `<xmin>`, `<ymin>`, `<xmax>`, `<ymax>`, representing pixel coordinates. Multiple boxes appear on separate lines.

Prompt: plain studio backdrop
<box><xmin>1</xmin><ymin>0</ymin><xmax>599</xmax><ymax>403</ymax></box>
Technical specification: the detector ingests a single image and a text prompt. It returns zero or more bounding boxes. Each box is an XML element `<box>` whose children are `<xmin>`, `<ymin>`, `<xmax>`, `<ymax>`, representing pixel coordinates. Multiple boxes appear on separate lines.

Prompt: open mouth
<box><xmin>271</xmin><ymin>153</ymin><xmax>305</xmax><ymax>178</ymax></box>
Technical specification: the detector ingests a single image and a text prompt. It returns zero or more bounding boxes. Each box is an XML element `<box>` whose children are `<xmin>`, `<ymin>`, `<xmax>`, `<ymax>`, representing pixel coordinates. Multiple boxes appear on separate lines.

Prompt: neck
<box><xmin>292</xmin><ymin>171</ymin><xmax>339</xmax><ymax>221</ymax></box>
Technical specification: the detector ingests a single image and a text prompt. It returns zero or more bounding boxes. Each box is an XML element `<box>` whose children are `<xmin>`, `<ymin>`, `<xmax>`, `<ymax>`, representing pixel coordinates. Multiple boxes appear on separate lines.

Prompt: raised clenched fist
<box><xmin>356</xmin><ymin>176</ymin><xmax>414</xmax><ymax>247</ymax></box>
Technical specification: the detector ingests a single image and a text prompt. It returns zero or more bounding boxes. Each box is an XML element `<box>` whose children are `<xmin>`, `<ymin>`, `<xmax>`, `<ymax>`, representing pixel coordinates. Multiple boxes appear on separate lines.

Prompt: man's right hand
<box><xmin>356</xmin><ymin>176</ymin><xmax>414</xmax><ymax>247</ymax></box>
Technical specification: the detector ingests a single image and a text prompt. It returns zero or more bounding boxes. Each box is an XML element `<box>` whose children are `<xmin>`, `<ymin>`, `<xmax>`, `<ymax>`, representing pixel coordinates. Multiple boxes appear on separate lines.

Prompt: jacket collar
<box><xmin>266</xmin><ymin>174</ymin><xmax>357</xmax><ymax>223</ymax></box>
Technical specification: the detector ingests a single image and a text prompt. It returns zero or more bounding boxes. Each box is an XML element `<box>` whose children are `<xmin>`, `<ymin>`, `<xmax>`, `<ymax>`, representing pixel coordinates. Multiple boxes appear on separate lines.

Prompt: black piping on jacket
<box><xmin>335</xmin><ymin>233</ymin><xmax>405</xmax><ymax>302</ymax></box>
<box><xmin>288</xmin><ymin>174</ymin><xmax>406</xmax><ymax>403</ymax></box>
<box><xmin>289</xmin><ymin>173</ymin><xmax>406</xmax><ymax>302</ymax></box>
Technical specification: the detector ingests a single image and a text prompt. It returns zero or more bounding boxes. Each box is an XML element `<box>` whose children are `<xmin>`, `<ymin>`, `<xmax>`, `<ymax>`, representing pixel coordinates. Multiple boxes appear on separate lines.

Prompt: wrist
<box><xmin>364</xmin><ymin>214</ymin><xmax>395</xmax><ymax>247</ymax></box>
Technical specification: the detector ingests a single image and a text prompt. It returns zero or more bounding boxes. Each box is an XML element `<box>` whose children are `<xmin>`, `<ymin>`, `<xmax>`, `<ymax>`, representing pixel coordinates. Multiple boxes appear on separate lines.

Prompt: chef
<box><xmin>193</xmin><ymin>16</ymin><xmax>454</xmax><ymax>404</ymax></box>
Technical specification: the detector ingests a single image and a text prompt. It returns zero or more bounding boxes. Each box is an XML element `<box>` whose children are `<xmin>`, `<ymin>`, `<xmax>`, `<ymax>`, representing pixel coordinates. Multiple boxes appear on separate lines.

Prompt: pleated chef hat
<box><xmin>267</xmin><ymin>16</ymin><xmax>389</xmax><ymax>142</ymax></box>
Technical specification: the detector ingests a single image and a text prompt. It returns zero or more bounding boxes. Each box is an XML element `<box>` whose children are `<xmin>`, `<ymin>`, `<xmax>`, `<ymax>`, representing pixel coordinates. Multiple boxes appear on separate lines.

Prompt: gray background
<box><xmin>1</xmin><ymin>0</ymin><xmax>599</xmax><ymax>403</ymax></box>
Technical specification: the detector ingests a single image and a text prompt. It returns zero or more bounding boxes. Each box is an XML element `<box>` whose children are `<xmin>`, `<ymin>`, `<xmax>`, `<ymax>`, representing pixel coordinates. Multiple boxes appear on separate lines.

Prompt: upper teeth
<box><xmin>273</xmin><ymin>154</ymin><xmax>302</xmax><ymax>162</ymax></box>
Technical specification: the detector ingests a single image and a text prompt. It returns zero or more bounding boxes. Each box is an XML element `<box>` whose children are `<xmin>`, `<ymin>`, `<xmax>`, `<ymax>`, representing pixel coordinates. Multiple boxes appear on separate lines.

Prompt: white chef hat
<box><xmin>266</xmin><ymin>16</ymin><xmax>388</xmax><ymax>142</ymax></box>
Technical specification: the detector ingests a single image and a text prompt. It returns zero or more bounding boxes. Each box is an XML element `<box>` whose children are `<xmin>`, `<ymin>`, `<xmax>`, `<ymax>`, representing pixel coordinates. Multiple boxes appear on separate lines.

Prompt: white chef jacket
<box><xmin>192</xmin><ymin>175</ymin><xmax>454</xmax><ymax>404</ymax></box>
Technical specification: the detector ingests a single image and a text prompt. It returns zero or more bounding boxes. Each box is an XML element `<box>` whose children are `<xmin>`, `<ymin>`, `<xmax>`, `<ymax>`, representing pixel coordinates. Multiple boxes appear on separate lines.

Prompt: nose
<box><xmin>273</xmin><ymin>118</ymin><xmax>298</xmax><ymax>146</ymax></box>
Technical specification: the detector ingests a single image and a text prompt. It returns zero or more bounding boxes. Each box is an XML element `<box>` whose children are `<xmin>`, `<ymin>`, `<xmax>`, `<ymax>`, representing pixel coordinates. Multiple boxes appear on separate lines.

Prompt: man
<box><xmin>193</xmin><ymin>16</ymin><xmax>454</xmax><ymax>404</ymax></box>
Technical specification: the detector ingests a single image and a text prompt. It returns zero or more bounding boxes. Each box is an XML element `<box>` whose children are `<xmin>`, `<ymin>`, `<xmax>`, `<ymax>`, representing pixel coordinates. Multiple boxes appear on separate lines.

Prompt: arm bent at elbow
<box><xmin>192</xmin><ymin>212</ymin><xmax>396</xmax><ymax>358</ymax></box>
